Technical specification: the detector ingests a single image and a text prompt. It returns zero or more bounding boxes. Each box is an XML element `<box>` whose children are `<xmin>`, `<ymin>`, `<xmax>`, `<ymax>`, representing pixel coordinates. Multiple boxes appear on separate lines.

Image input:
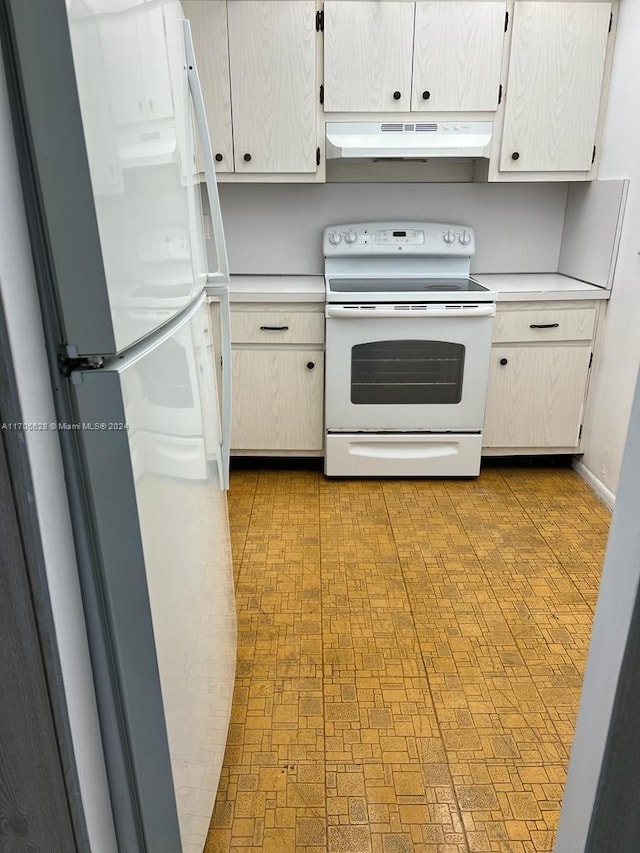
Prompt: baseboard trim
<box><xmin>572</xmin><ymin>459</ymin><xmax>616</xmax><ymax>510</ymax></box>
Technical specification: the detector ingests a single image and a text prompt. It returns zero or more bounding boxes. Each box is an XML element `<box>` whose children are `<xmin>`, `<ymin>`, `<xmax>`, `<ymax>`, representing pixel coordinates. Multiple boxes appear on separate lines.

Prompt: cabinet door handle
<box><xmin>529</xmin><ymin>323</ymin><xmax>559</xmax><ymax>329</ymax></box>
<box><xmin>393</xmin><ymin>91</ymin><xmax>401</xmax><ymax>100</ymax></box>
<box><xmin>499</xmin><ymin>358</ymin><xmax>508</xmax><ymax>366</ymax></box>
<box><xmin>259</xmin><ymin>325</ymin><xmax>289</xmax><ymax>331</ymax></box>
<box><xmin>244</xmin><ymin>153</ymin><xmax>252</xmax><ymax>162</ymax></box>
<box><xmin>422</xmin><ymin>90</ymin><xmax>431</xmax><ymax>100</ymax></box>
<box><xmin>215</xmin><ymin>153</ymin><xmax>223</xmax><ymax>162</ymax></box>
<box><xmin>511</xmin><ymin>151</ymin><xmax>520</xmax><ymax>160</ymax></box>
<box><xmin>306</xmin><ymin>361</ymin><xmax>315</xmax><ymax>370</ymax></box>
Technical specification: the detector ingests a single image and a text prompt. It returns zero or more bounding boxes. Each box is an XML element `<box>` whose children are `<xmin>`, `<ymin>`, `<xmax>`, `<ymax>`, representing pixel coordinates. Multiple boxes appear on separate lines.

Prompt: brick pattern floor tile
<box><xmin>205</xmin><ymin>465</ymin><xmax>609</xmax><ymax>853</ymax></box>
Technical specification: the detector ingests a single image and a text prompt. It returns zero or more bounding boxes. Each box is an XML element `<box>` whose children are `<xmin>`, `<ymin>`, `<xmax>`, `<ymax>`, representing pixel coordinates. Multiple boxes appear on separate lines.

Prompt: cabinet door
<box><xmin>500</xmin><ymin>2</ymin><xmax>611</xmax><ymax>172</ymax></box>
<box><xmin>324</xmin><ymin>1</ymin><xmax>415</xmax><ymax>112</ymax></box>
<box><xmin>99</xmin><ymin>14</ymin><xmax>147</xmax><ymax>125</ymax></box>
<box><xmin>137</xmin><ymin>6</ymin><xmax>174</xmax><ymax>121</ymax></box>
<box><xmin>412</xmin><ymin>2</ymin><xmax>506</xmax><ymax>112</ymax></box>
<box><xmin>182</xmin><ymin>1</ymin><xmax>233</xmax><ymax>173</ymax></box>
<box><xmin>100</xmin><ymin>8</ymin><xmax>173</xmax><ymax>126</ymax></box>
<box><xmin>231</xmin><ymin>350</ymin><xmax>323</xmax><ymax>451</ymax></box>
<box><xmin>227</xmin><ymin>1</ymin><xmax>317</xmax><ymax>173</ymax></box>
<box><xmin>70</xmin><ymin>18</ymin><xmax>121</xmax><ymax>192</ymax></box>
<box><xmin>483</xmin><ymin>345</ymin><xmax>592</xmax><ymax>448</ymax></box>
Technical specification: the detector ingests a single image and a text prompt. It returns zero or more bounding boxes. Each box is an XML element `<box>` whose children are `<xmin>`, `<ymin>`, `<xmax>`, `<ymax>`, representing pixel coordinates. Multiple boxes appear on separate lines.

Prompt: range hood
<box><xmin>326</xmin><ymin>121</ymin><xmax>493</xmax><ymax>160</ymax></box>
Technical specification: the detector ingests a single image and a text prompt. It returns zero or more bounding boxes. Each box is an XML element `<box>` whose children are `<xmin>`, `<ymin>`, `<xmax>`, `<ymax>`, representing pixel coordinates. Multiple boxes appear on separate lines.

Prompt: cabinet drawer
<box><xmin>231</xmin><ymin>310</ymin><xmax>324</xmax><ymax>344</ymax></box>
<box><xmin>493</xmin><ymin>306</ymin><xmax>596</xmax><ymax>343</ymax></box>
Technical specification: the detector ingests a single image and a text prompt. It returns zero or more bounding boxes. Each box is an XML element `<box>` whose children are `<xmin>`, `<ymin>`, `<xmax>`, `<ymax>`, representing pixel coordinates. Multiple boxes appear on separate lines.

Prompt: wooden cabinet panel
<box><xmin>227</xmin><ymin>1</ymin><xmax>317</xmax><ymax>173</ymax></box>
<box><xmin>231</xmin><ymin>311</ymin><xmax>324</xmax><ymax>345</ymax></box>
<box><xmin>137</xmin><ymin>6</ymin><xmax>174</xmax><ymax>121</ymax></box>
<box><xmin>71</xmin><ymin>18</ymin><xmax>121</xmax><ymax>191</ymax></box>
<box><xmin>99</xmin><ymin>15</ymin><xmax>147</xmax><ymax>126</ymax></box>
<box><xmin>483</xmin><ymin>345</ymin><xmax>591</xmax><ymax>448</ymax></box>
<box><xmin>493</xmin><ymin>306</ymin><xmax>596</xmax><ymax>343</ymax></box>
<box><xmin>100</xmin><ymin>8</ymin><xmax>173</xmax><ymax>126</ymax></box>
<box><xmin>182</xmin><ymin>1</ymin><xmax>233</xmax><ymax>172</ymax></box>
<box><xmin>500</xmin><ymin>2</ymin><xmax>611</xmax><ymax>173</ymax></box>
<box><xmin>324</xmin><ymin>1</ymin><xmax>415</xmax><ymax>112</ymax></box>
<box><xmin>412</xmin><ymin>2</ymin><xmax>506</xmax><ymax>112</ymax></box>
<box><xmin>231</xmin><ymin>350</ymin><xmax>324</xmax><ymax>451</ymax></box>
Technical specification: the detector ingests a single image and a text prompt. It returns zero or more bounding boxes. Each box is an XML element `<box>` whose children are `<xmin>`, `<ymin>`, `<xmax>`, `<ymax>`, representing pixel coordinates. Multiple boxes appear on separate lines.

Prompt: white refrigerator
<box><xmin>1</xmin><ymin>0</ymin><xmax>236</xmax><ymax>850</ymax></box>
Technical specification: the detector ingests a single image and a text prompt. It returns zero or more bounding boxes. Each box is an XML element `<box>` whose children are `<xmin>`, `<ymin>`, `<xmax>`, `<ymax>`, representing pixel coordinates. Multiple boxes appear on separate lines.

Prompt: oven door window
<box><xmin>351</xmin><ymin>339</ymin><xmax>465</xmax><ymax>405</ymax></box>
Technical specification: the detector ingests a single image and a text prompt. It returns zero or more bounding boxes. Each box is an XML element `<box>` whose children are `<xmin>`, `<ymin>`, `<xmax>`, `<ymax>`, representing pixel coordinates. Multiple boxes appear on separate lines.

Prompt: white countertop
<box><xmin>229</xmin><ymin>272</ymin><xmax>610</xmax><ymax>303</ymax></box>
<box><xmin>230</xmin><ymin>275</ymin><xmax>325</xmax><ymax>303</ymax></box>
<box><xmin>473</xmin><ymin>273</ymin><xmax>610</xmax><ymax>301</ymax></box>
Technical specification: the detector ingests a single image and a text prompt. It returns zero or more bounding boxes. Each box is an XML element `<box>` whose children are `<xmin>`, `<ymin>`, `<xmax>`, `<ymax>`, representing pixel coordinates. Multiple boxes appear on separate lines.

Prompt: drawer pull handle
<box><xmin>306</xmin><ymin>361</ymin><xmax>315</xmax><ymax>370</ymax></box>
<box><xmin>529</xmin><ymin>323</ymin><xmax>560</xmax><ymax>329</ymax></box>
<box><xmin>499</xmin><ymin>357</ymin><xmax>508</xmax><ymax>366</ymax></box>
<box><xmin>259</xmin><ymin>325</ymin><xmax>289</xmax><ymax>331</ymax></box>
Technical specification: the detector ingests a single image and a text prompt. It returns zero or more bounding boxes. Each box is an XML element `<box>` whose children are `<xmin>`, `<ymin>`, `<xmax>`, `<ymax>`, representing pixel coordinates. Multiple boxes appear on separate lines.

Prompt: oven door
<box><xmin>325</xmin><ymin>304</ymin><xmax>495</xmax><ymax>431</ymax></box>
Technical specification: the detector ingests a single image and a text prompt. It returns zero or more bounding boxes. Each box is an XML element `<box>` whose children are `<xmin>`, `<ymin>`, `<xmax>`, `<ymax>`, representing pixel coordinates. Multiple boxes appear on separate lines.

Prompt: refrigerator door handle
<box><xmin>207</xmin><ymin>284</ymin><xmax>232</xmax><ymax>491</ymax></box>
<box><xmin>183</xmin><ymin>19</ymin><xmax>229</xmax><ymax>285</ymax></box>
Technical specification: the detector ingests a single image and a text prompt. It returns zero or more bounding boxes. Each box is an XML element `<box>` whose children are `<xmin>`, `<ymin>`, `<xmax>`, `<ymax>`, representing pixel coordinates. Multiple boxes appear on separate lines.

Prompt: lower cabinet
<box><xmin>230</xmin><ymin>304</ymin><xmax>324</xmax><ymax>454</ymax></box>
<box><xmin>483</xmin><ymin>301</ymin><xmax>600</xmax><ymax>453</ymax></box>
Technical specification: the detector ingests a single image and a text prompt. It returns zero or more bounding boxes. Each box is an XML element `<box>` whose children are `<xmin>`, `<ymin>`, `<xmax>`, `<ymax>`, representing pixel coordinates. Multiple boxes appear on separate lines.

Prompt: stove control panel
<box><xmin>323</xmin><ymin>222</ymin><xmax>475</xmax><ymax>257</ymax></box>
<box><xmin>375</xmin><ymin>228</ymin><xmax>425</xmax><ymax>246</ymax></box>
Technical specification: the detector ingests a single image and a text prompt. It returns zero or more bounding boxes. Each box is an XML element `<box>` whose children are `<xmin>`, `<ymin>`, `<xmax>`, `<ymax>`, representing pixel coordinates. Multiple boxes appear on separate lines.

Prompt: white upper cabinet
<box><xmin>227</xmin><ymin>1</ymin><xmax>317</xmax><ymax>173</ymax></box>
<box><xmin>182</xmin><ymin>1</ymin><xmax>233</xmax><ymax>173</ymax></box>
<box><xmin>180</xmin><ymin>0</ymin><xmax>616</xmax><ymax>181</ymax></box>
<box><xmin>136</xmin><ymin>6</ymin><xmax>174</xmax><ymax>121</ymax></box>
<box><xmin>100</xmin><ymin>6</ymin><xmax>173</xmax><ymax>126</ymax></box>
<box><xmin>323</xmin><ymin>1</ymin><xmax>415</xmax><ymax>112</ymax></box>
<box><xmin>499</xmin><ymin>2</ymin><xmax>611</xmax><ymax>173</ymax></box>
<box><xmin>70</xmin><ymin>17</ymin><xmax>121</xmax><ymax>192</ymax></box>
<box><xmin>411</xmin><ymin>2</ymin><xmax>506</xmax><ymax>112</ymax></box>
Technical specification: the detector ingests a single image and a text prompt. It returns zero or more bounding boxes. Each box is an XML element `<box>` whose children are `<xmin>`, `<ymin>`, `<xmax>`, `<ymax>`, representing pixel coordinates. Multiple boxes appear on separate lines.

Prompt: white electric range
<box><xmin>323</xmin><ymin>221</ymin><xmax>496</xmax><ymax>477</ymax></box>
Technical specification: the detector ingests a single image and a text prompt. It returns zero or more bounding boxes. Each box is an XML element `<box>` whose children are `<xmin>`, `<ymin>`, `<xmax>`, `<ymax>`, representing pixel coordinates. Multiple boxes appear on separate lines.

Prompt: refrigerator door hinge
<box><xmin>504</xmin><ymin>10</ymin><xmax>509</xmax><ymax>31</ymax></box>
<box><xmin>320</xmin><ymin>83</ymin><xmax>324</xmax><ymax>105</ymax></box>
<box><xmin>316</xmin><ymin>9</ymin><xmax>324</xmax><ymax>31</ymax></box>
<box><xmin>589</xmin><ymin>352</ymin><xmax>593</xmax><ymax>369</ymax></box>
<box><xmin>316</xmin><ymin>146</ymin><xmax>321</xmax><ymax>166</ymax></box>
<box><xmin>59</xmin><ymin>346</ymin><xmax>104</xmax><ymax>378</ymax></box>
<box><xmin>497</xmin><ymin>83</ymin><xmax>503</xmax><ymax>106</ymax></box>
<box><xmin>609</xmin><ymin>10</ymin><xmax>613</xmax><ymax>32</ymax></box>
<box><xmin>592</xmin><ymin>145</ymin><xmax>597</xmax><ymax>164</ymax></box>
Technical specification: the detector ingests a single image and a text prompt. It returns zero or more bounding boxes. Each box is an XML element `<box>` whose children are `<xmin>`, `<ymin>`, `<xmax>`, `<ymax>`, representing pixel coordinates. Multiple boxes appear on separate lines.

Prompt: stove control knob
<box><xmin>344</xmin><ymin>229</ymin><xmax>358</xmax><ymax>244</ymax></box>
<box><xmin>458</xmin><ymin>230</ymin><xmax>472</xmax><ymax>246</ymax></box>
<box><xmin>328</xmin><ymin>230</ymin><xmax>342</xmax><ymax>246</ymax></box>
<box><xmin>443</xmin><ymin>229</ymin><xmax>456</xmax><ymax>244</ymax></box>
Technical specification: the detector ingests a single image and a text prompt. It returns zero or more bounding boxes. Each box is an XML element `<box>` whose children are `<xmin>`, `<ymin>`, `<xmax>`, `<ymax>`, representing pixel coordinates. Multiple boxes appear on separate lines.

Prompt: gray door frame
<box><xmin>0</xmin><ymin>292</ymin><xmax>82</xmax><ymax>850</ymax></box>
<box><xmin>555</xmin><ymin>367</ymin><xmax>640</xmax><ymax>852</ymax></box>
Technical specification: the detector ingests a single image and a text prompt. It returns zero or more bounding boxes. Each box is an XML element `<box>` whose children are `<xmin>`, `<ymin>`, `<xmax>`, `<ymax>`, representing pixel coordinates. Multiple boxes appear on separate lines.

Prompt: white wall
<box><xmin>217</xmin><ymin>181</ymin><xmax>568</xmax><ymax>275</ymax></box>
<box><xmin>579</xmin><ymin>0</ymin><xmax>640</xmax><ymax>495</ymax></box>
<box><xmin>0</xmin><ymin>48</ymin><xmax>117</xmax><ymax>853</ymax></box>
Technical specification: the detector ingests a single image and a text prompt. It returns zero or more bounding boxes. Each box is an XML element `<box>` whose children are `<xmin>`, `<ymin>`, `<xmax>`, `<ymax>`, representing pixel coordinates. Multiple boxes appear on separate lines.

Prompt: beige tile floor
<box><xmin>205</xmin><ymin>464</ymin><xmax>611</xmax><ymax>853</ymax></box>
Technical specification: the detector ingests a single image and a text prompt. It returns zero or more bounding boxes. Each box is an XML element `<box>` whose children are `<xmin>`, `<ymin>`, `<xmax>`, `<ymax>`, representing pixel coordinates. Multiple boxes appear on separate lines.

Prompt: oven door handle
<box><xmin>325</xmin><ymin>304</ymin><xmax>496</xmax><ymax>319</ymax></box>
